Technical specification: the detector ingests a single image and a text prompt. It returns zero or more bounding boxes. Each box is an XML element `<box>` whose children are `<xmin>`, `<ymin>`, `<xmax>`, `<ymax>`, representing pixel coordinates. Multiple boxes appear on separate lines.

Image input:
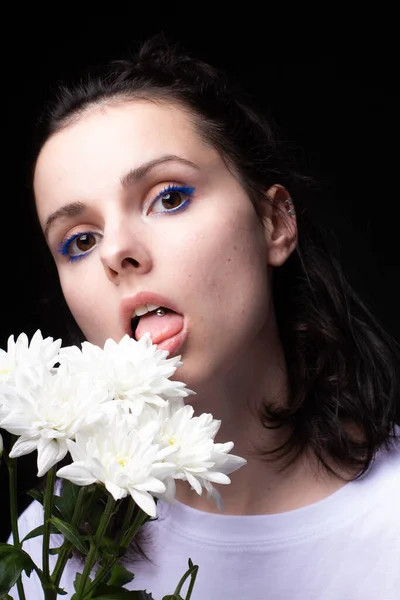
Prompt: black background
<box><xmin>1</xmin><ymin>7</ymin><xmax>399</xmax><ymax>541</ymax></box>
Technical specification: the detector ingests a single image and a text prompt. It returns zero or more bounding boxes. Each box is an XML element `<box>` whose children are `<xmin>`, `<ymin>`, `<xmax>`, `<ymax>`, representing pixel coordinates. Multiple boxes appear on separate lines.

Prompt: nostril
<box><xmin>124</xmin><ymin>257</ymin><xmax>140</xmax><ymax>268</ymax></box>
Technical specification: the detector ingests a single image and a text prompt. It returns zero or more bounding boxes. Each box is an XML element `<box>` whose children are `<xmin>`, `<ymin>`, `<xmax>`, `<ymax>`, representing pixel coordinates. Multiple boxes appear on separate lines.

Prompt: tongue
<box><xmin>135</xmin><ymin>310</ymin><xmax>184</xmax><ymax>344</ymax></box>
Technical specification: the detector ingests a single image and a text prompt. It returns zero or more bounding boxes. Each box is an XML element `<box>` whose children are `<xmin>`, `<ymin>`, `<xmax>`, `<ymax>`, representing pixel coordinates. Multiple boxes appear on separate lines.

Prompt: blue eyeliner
<box><xmin>57</xmin><ymin>232</ymin><xmax>94</xmax><ymax>262</ymax></box>
<box><xmin>150</xmin><ymin>184</ymin><xmax>195</xmax><ymax>214</ymax></box>
<box><xmin>57</xmin><ymin>184</ymin><xmax>195</xmax><ymax>262</ymax></box>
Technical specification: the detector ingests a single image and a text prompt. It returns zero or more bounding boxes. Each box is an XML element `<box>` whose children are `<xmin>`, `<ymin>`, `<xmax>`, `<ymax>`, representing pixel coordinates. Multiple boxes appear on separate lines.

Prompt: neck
<box><xmin>176</xmin><ymin>316</ymin><xmax>349</xmax><ymax>516</ymax></box>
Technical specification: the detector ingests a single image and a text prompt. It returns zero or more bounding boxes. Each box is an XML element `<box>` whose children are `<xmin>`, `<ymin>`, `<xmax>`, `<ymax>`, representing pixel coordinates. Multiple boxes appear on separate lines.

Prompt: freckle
<box><xmin>227</xmin><ymin>258</ymin><xmax>231</xmax><ymax>262</ymax></box>
<box><xmin>233</xmin><ymin>245</ymin><xmax>238</xmax><ymax>251</ymax></box>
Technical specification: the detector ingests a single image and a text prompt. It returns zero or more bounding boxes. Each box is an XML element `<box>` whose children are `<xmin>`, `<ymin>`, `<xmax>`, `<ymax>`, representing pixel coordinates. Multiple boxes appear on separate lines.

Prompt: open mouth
<box><xmin>131</xmin><ymin>315</ymin><xmax>139</xmax><ymax>337</ymax></box>
<box><xmin>130</xmin><ymin>304</ymin><xmax>184</xmax><ymax>347</ymax></box>
<box><xmin>130</xmin><ymin>305</ymin><xmax>169</xmax><ymax>337</ymax></box>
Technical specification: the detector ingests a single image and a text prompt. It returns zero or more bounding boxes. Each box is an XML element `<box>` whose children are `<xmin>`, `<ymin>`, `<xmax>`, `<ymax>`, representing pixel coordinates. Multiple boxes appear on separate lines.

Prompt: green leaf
<box><xmin>72</xmin><ymin>571</ymin><xmax>84</xmax><ymax>593</ymax></box>
<box><xmin>49</xmin><ymin>545</ymin><xmax>64</xmax><ymax>555</ymax></box>
<box><xmin>84</xmin><ymin>489</ymin><xmax>110</xmax><ymax>534</ymax></box>
<box><xmin>0</xmin><ymin>543</ymin><xmax>35</xmax><ymax>597</ymax></box>
<box><xmin>50</xmin><ymin>586</ymin><xmax>68</xmax><ymax>597</ymax></box>
<box><xmin>53</xmin><ymin>480</ymin><xmax>82</xmax><ymax>521</ymax></box>
<box><xmin>21</xmin><ymin>522</ymin><xmax>58</xmax><ymax>543</ymax></box>
<box><xmin>97</xmin><ymin>536</ymin><xmax>119</xmax><ymax>560</ymax></box>
<box><xmin>49</xmin><ymin>517</ymin><xmax>88</xmax><ymax>554</ymax></box>
<box><xmin>27</xmin><ymin>487</ymin><xmax>63</xmax><ymax>519</ymax></box>
<box><xmin>27</xmin><ymin>488</ymin><xmax>44</xmax><ymax>505</ymax></box>
<box><xmin>107</xmin><ymin>563</ymin><xmax>134</xmax><ymax>587</ymax></box>
<box><xmin>91</xmin><ymin>584</ymin><xmax>155</xmax><ymax>598</ymax></box>
<box><xmin>53</xmin><ymin>586</ymin><xmax>68</xmax><ymax>596</ymax></box>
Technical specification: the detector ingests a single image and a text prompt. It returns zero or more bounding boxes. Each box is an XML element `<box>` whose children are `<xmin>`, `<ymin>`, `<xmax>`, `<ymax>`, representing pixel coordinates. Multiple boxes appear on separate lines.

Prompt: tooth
<box><xmin>134</xmin><ymin>305</ymin><xmax>149</xmax><ymax>317</ymax></box>
<box><xmin>147</xmin><ymin>303</ymin><xmax>160</xmax><ymax>312</ymax></box>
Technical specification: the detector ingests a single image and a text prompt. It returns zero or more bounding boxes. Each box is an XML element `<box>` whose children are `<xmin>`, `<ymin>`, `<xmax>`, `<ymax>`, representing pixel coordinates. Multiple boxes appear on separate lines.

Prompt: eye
<box><xmin>58</xmin><ymin>231</ymin><xmax>101</xmax><ymax>262</ymax></box>
<box><xmin>149</xmin><ymin>185</ymin><xmax>195</xmax><ymax>215</ymax></box>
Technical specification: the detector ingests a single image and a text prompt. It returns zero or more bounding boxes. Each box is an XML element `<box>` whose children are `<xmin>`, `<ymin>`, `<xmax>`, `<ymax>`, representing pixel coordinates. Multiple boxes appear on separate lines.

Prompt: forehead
<box><xmin>36</xmin><ymin>99</ymin><xmax>212</xmax><ymax>166</ymax></box>
<box><xmin>34</xmin><ymin>100</ymin><xmax>220</xmax><ymax>218</ymax></box>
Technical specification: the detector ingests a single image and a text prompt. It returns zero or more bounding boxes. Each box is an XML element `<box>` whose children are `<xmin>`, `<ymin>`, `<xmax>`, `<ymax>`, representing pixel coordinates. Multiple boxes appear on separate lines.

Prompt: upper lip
<box><xmin>120</xmin><ymin>291</ymin><xmax>181</xmax><ymax>335</ymax></box>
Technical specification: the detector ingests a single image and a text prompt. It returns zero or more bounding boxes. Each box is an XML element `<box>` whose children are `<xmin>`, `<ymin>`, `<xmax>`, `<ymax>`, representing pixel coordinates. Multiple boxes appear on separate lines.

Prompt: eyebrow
<box><xmin>44</xmin><ymin>154</ymin><xmax>200</xmax><ymax>239</ymax></box>
<box><xmin>44</xmin><ymin>201</ymin><xmax>86</xmax><ymax>240</ymax></box>
<box><xmin>120</xmin><ymin>154</ymin><xmax>200</xmax><ymax>189</ymax></box>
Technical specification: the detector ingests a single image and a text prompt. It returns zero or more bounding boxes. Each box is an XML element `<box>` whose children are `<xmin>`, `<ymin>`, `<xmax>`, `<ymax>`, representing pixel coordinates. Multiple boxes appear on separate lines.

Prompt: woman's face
<box><xmin>34</xmin><ymin>100</ymin><xmax>294</xmax><ymax>392</ymax></box>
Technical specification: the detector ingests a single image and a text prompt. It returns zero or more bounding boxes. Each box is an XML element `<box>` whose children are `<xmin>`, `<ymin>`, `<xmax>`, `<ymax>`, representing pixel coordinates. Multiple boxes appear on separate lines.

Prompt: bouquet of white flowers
<box><xmin>0</xmin><ymin>331</ymin><xmax>246</xmax><ymax>599</ymax></box>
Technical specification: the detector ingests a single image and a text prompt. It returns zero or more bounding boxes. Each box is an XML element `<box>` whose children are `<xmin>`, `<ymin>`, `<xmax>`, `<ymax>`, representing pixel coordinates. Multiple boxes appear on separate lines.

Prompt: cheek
<box><xmin>59</xmin><ymin>275</ymin><xmax>92</xmax><ymax>336</ymax></box>
<box><xmin>170</xmin><ymin>209</ymin><xmax>270</xmax><ymax>333</ymax></box>
<box><xmin>172</xmin><ymin>217</ymin><xmax>271</xmax><ymax>387</ymax></box>
<box><xmin>187</xmin><ymin>213</ymin><xmax>268</xmax><ymax>296</ymax></box>
<box><xmin>57</xmin><ymin>266</ymin><xmax>114</xmax><ymax>345</ymax></box>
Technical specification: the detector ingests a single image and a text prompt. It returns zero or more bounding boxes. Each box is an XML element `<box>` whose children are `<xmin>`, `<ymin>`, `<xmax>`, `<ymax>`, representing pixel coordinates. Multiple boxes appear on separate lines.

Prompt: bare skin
<box><xmin>34</xmin><ymin>99</ymin><xmax>349</xmax><ymax>515</ymax></box>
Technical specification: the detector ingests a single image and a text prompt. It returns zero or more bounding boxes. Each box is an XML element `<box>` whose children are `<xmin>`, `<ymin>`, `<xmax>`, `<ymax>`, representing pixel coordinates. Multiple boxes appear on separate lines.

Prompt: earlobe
<box><xmin>263</xmin><ymin>184</ymin><xmax>298</xmax><ymax>267</ymax></box>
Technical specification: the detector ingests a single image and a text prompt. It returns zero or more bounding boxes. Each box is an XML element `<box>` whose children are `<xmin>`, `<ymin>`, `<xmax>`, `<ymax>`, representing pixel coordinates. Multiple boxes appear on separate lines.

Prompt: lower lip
<box><xmin>154</xmin><ymin>328</ymin><xmax>187</xmax><ymax>356</ymax></box>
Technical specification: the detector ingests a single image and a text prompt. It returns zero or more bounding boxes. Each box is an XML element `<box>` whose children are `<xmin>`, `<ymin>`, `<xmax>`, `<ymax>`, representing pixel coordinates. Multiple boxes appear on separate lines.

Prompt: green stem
<box><xmin>42</xmin><ymin>467</ymin><xmax>56</xmax><ymax>598</ymax></box>
<box><xmin>83</xmin><ymin>501</ymin><xmax>148</xmax><ymax>597</ymax></box>
<box><xmin>51</xmin><ymin>486</ymin><xmax>90</xmax><ymax>588</ymax></box>
<box><xmin>82</xmin><ymin>556</ymin><xmax>119</xmax><ymax>597</ymax></box>
<box><xmin>76</xmin><ymin>493</ymin><xmax>116</xmax><ymax>599</ymax></box>
<box><xmin>119</xmin><ymin>504</ymin><xmax>149</xmax><ymax>550</ymax></box>
<box><xmin>184</xmin><ymin>565</ymin><xmax>198</xmax><ymax>600</ymax></box>
<box><xmin>116</xmin><ymin>497</ymin><xmax>135</xmax><ymax>545</ymax></box>
<box><xmin>8</xmin><ymin>437</ymin><xmax>27</xmax><ymax>600</ymax></box>
<box><xmin>172</xmin><ymin>561</ymin><xmax>199</xmax><ymax>598</ymax></box>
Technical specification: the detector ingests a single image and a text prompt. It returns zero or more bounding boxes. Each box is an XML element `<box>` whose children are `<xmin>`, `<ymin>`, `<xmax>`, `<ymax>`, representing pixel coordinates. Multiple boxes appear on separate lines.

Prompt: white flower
<box><xmin>1</xmin><ymin>367</ymin><xmax>108</xmax><ymax>476</ymax></box>
<box><xmin>57</xmin><ymin>417</ymin><xmax>175</xmax><ymax>517</ymax></box>
<box><xmin>58</xmin><ymin>333</ymin><xmax>193</xmax><ymax>417</ymax></box>
<box><xmin>154</xmin><ymin>405</ymin><xmax>247</xmax><ymax>509</ymax></box>
<box><xmin>0</xmin><ymin>328</ymin><xmax>247</xmax><ymax>515</ymax></box>
<box><xmin>0</xmin><ymin>330</ymin><xmax>61</xmax><ymax>385</ymax></box>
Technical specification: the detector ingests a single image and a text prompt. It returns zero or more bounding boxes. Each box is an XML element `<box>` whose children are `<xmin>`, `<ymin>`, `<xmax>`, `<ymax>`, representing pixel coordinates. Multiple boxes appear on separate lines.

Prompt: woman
<box><xmin>16</xmin><ymin>36</ymin><xmax>400</xmax><ymax>599</ymax></box>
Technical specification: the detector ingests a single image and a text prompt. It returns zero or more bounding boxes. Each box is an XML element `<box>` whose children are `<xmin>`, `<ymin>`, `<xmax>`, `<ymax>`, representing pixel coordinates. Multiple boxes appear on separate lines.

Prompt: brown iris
<box><xmin>74</xmin><ymin>233</ymin><xmax>96</xmax><ymax>252</ymax></box>
<box><xmin>161</xmin><ymin>191</ymin><xmax>183</xmax><ymax>210</ymax></box>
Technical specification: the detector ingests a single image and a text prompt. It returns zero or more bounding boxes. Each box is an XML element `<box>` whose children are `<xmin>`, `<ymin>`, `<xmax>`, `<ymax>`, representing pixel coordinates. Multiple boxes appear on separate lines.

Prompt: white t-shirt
<box><xmin>9</xmin><ymin>437</ymin><xmax>400</xmax><ymax>600</ymax></box>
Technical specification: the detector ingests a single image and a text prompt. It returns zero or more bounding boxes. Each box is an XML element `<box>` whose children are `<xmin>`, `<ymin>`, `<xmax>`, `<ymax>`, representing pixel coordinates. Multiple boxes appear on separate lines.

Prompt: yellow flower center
<box><xmin>117</xmin><ymin>456</ymin><xmax>128</xmax><ymax>468</ymax></box>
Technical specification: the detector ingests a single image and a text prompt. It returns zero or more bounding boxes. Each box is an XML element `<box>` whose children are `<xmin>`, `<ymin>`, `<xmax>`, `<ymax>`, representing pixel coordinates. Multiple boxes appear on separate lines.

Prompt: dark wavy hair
<box><xmin>32</xmin><ymin>35</ymin><xmax>399</xmax><ymax>489</ymax></box>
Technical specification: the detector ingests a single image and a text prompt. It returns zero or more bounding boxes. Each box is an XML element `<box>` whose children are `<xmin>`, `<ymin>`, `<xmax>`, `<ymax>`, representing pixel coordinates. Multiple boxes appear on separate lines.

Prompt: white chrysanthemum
<box><xmin>0</xmin><ymin>330</ymin><xmax>61</xmax><ymax>384</ymax></box>
<box><xmin>0</xmin><ymin>367</ymin><xmax>108</xmax><ymax>476</ymax></box>
<box><xmin>154</xmin><ymin>405</ymin><xmax>247</xmax><ymax>509</ymax></box>
<box><xmin>58</xmin><ymin>333</ymin><xmax>193</xmax><ymax>416</ymax></box>
<box><xmin>57</xmin><ymin>418</ymin><xmax>175</xmax><ymax>517</ymax></box>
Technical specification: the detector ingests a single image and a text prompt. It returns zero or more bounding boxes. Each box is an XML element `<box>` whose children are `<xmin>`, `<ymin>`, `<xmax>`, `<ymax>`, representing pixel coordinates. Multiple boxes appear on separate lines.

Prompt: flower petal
<box><xmin>133</xmin><ymin>477</ymin><xmax>165</xmax><ymax>494</ymax></box>
<box><xmin>105</xmin><ymin>480</ymin><xmax>126</xmax><ymax>501</ymax></box>
<box><xmin>129</xmin><ymin>488</ymin><xmax>157</xmax><ymax>518</ymax></box>
<box><xmin>185</xmin><ymin>470</ymin><xmax>202</xmax><ymax>495</ymax></box>
<box><xmin>9</xmin><ymin>436</ymin><xmax>39</xmax><ymax>458</ymax></box>
<box><xmin>37</xmin><ymin>438</ymin><xmax>65</xmax><ymax>477</ymax></box>
<box><xmin>154</xmin><ymin>476</ymin><xmax>176</xmax><ymax>504</ymax></box>
<box><xmin>66</xmin><ymin>438</ymin><xmax>88</xmax><ymax>463</ymax></box>
<box><xmin>202</xmin><ymin>472</ymin><xmax>231</xmax><ymax>485</ymax></box>
<box><xmin>0</xmin><ymin>414</ymin><xmax>32</xmax><ymax>436</ymax></box>
<box><xmin>57</xmin><ymin>462</ymin><xmax>98</xmax><ymax>486</ymax></box>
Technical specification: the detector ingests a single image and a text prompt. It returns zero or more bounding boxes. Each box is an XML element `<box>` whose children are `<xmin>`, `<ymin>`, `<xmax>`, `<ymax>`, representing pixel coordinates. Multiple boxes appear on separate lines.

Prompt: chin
<box><xmin>172</xmin><ymin>355</ymin><xmax>223</xmax><ymax>396</ymax></box>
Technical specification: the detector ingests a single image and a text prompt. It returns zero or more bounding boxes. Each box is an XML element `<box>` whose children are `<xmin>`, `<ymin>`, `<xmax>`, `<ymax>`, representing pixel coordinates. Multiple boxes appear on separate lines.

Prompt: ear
<box><xmin>261</xmin><ymin>184</ymin><xmax>298</xmax><ymax>267</ymax></box>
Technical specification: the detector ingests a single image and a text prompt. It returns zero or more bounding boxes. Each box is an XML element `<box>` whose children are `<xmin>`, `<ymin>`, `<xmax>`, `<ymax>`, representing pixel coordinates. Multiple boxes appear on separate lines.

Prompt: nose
<box><xmin>100</xmin><ymin>225</ymin><xmax>152</xmax><ymax>283</ymax></box>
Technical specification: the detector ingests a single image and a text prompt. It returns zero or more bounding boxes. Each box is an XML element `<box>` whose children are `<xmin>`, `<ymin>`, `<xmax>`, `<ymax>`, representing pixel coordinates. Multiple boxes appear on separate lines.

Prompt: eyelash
<box><xmin>149</xmin><ymin>184</ymin><xmax>195</xmax><ymax>216</ymax></box>
<box><xmin>57</xmin><ymin>184</ymin><xmax>195</xmax><ymax>262</ymax></box>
